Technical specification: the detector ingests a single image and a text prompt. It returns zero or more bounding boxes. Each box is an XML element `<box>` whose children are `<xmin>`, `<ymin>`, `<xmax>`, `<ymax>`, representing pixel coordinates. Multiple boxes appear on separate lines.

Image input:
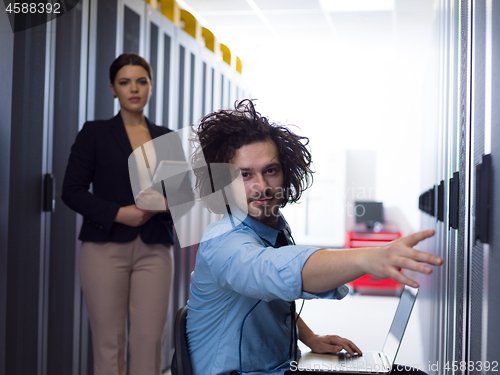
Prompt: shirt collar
<box><xmin>239</xmin><ymin>211</ymin><xmax>288</xmax><ymax>245</ymax></box>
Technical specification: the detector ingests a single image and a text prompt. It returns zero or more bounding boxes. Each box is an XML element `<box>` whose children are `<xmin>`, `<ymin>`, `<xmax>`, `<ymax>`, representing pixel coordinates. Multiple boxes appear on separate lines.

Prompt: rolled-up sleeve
<box><xmin>200</xmin><ymin>227</ymin><xmax>347</xmax><ymax>302</ymax></box>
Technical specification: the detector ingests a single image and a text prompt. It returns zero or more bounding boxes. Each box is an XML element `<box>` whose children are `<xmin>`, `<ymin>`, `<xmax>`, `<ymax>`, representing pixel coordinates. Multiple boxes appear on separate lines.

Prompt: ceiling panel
<box><xmin>274</xmin><ymin>23</ymin><xmax>332</xmax><ymax>38</ymax></box>
<box><xmin>329</xmin><ymin>11</ymin><xmax>393</xmax><ymax>26</ymax></box>
<box><xmin>321</xmin><ymin>0</ymin><xmax>394</xmax><ymax>12</ymax></box>
<box><xmin>253</xmin><ymin>0</ymin><xmax>322</xmax><ymax>11</ymax></box>
<box><xmin>330</xmin><ymin>11</ymin><xmax>393</xmax><ymax>33</ymax></box>
<box><xmin>209</xmin><ymin>25</ymin><xmax>273</xmax><ymax>38</ymax></box>
<box><xmin>199</xmin><ymin>14</ymin><xmax>265</xmax><ymax>27</ymax></box>
<box><xmin>395</xmin><ymin>0</ymin><xmax>434</xmax><ymax>12</ymax></box>
<box><xmin>264</xmin><ymin>12</ymin><xmax>326</xmax><ymax>26</ymax></box>
<box><xmin>179</xmin><ymin>0</ymin><xmax>433</xmax><ymax>54</ymax></box>
<box><xmin>182</xmin><ymin>0</ymin><xmax>252</xmax><ymax>13</ymax></box>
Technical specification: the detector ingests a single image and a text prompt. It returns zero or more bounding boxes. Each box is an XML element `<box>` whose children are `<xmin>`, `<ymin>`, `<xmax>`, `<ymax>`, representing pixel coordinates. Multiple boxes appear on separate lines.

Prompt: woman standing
<box><xmin>62</xmin><ymin>53</ymin><xmax>177</xmax><ymax>375</ymax></box>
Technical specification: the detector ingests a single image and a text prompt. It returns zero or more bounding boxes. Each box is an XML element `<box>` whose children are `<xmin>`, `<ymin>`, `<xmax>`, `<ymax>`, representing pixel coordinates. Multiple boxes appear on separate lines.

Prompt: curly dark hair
<box><xmin>190</xmin><ymin>99</ymin><xmax>313</xmax><ymax>209</ymax></box>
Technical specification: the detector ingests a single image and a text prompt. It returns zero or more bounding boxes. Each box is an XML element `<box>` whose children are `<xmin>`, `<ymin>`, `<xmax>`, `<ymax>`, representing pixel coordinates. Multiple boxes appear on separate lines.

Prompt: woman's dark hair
<box><xmin>191</xmin><ymin>99</ymin><xmax>313</xmax><ymax>208</ymax></box>
<box><xmin>109</xmin><ymin>53</ymin><xmax>153</xmax><ymax>84</ymax></box>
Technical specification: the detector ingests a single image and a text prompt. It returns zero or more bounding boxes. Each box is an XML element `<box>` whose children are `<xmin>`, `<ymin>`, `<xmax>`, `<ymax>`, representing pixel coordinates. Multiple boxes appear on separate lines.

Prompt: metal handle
<box><xmin>43</xmin><ymin>173</ymin><xmax>55</xmax><ymax>213</ymax></box>
<box><xmin>475</xmin><ymin>154</ymin><xmax>491</xmax><ymax>243</ymax></box>
<box><xmin>449</xmin><ymin>171</ymin><xmax>459</xmax><ymax>229</ymax></box>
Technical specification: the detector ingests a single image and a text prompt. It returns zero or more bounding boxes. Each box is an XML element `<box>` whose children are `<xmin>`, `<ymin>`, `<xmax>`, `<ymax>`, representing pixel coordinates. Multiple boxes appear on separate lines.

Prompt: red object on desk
<box><xmin>346</xmin><ymin>230</ymin><xmax>403</xmax><ymax>292</ymax></box>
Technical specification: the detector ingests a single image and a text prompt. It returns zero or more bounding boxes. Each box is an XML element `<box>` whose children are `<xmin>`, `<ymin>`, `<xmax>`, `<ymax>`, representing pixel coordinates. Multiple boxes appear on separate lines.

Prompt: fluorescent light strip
<box><xmin>244</xmin><ymin>0</ymin><xmax>280</xmax><ymax>39</ymax></box>
<box><xmin>317</xmin><ymin>0</ymin><xmax>339</xmax><ymax>40</ymax></box>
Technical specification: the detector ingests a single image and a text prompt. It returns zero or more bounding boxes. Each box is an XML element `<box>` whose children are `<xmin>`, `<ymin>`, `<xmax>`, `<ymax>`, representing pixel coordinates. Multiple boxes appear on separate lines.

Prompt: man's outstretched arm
<box><xmin>301</xmin><ymin>229</ymin><xmax>442</xmax><ymax>294</ymax></box>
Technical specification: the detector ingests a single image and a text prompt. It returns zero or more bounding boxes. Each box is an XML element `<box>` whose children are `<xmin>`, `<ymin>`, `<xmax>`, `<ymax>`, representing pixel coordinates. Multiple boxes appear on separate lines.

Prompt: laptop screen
<box><xmin>382</xmin><ymin>286</ymin><xmax>419</xmax><ymax>366</ymax></box>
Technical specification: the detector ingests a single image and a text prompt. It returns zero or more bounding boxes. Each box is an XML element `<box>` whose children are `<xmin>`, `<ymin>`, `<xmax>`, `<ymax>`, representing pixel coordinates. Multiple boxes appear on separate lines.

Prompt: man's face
<box><xmin>229</xmin><ymin>139</ymin><xmax>284</xmax><ymax>228</ymax></box>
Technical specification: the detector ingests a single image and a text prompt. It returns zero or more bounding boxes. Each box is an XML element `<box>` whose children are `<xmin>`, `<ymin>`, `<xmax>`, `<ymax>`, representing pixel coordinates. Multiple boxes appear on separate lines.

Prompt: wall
<box><xmin>241</xmin><ymin>3</ymin><xmax>433</xmax><ymax>244</ymax></box>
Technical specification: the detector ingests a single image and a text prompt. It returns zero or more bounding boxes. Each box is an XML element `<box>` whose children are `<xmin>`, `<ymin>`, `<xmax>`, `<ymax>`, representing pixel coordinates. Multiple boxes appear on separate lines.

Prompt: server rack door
<box><xmin>227</xmin><ymin>77</ymin><xmax>232</xmax><ymax>109</ymax></box>
<box><xmin>176</xmin><ymin>23</ymin><xmax>204</xmax><ymax>130</ymax></box>
<box><xmin>219</xmin><ymin>61</ymin><xmax>232</xmax><ymax>110</ymax></box>
<box><xmin>91</xmin><ymin>0</ymin><xmax>118</xmax><ymax>121</ymax></box>
<box><xmin>172</xmin><ymin>28</ymin><xmax>199</xmax><ymax>314</ymax></box>
<box><xmin>145</xmin><ymin>4</ymin><xmax>164</xmax><ymax>124</ymax></box>
<box><xmin>468</xmin><ymin>0</ymin><xmax>487</xmax><ymax>373</ymax></box>
<box><xmin>211</xmin><ymin>62</ymin><xmax>222</xmax><ymax>112</ymax></box>
<box><xmin>447</xmin><ymin>0</ymin><xmax>472</xmax><ymax>371</ymax></box>
<box><xmin>219</xmin><ymin>61</ymin><xmax>235</xmax><ymax>110</ymax></box>
<box><xmin>161</xmin><ymin>18</ymin><xmax>177</xmax><ymax>132</ymax></box>
<box><xmin>47</xmin><ymin>1</ymin><xmax>88</xmax><ymax>374</ymax></box>
<box><xmin>210</xmin><ymin>63</ymin><xmax>216</xmax><ymax>112</ymax></box>
<box><xmin>220</xmin><ymin>70</ymin><xmax>226</xmax><ymax>110</ymax></box>
<box><xmin>117</xmin><ymin>0</ymin><xmax>146</xmax><ymax>115</ymax></box>
<box><xmin>0</xmin><ymin>7</ymin><xmax>13</xmax><ymax>374</ymax></box>
<box><xmin>144</xmin><ymin>5</ymin><xmax>178</xmax><ymax>370</ymax></box>
<box><xmin>436</xmin><ymin>0</ymin><xmax>457</xmax><ymax>369</ymax></box>
<box><xmin>200</xmin><ymin>47</ymin><xmax>217</xmax><ymax>118</ymax></box>
<box><xmin>198</xmin><ymin>48</ymin><xmax>219</xmax><ymax>233</ymax></box>
<box><xmin>419</xmin><ymin>0</ymin><xmax>462</xmax><ymax>371</ymax></box>
<box><xmin>119</xmin><ymin>0</ymin><xmax>145</xmax><ymax>56</ymax></box>
<box><xmin>175</xmin><ymin>35</ymin><xmax>189</xmax><ymax>129</ymax></box>
<box><xmin>486</xmin><ymin>0</ymin><xmax>500</xmax><ymax>362</ymax></box>
<box><xmin>227</xmin><ymin>69</ymin><xmax>243</xmax><ymax>108</ymax></box>
<box><xmin>5</xmin><ymin>17</ymin><xmax>53</xmax><ymax>375</ymax></box>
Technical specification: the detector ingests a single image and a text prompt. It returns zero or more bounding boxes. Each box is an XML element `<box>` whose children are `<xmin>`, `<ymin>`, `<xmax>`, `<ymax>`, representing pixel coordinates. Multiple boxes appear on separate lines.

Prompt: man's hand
<box><xmin>306</xmin><ymin>334</ymin><xmax>362</xmax><ymax>357</ymax></box>
<box><xmin>361</xmin><ymin>229</ymin><xmax>442</xmax><ymax>288</ymax></box>
<box><xmin>135</xmin><ymin>189</ymin><xmax>169</xmax><ymax>212</ymax></box>
<box><xmin>115</xmin><ymin>204</ymin><xmax>155</xmax><ymax>227</ymax></box>
<box><xmin>302</xmin><ymin>229</ymin><xmax>442</xmax><ymax>293</ymax></box>
<box><xmin>296</xmin><ymin>316</ymin><xmax>362</xmax><ymax>357</ymax></box>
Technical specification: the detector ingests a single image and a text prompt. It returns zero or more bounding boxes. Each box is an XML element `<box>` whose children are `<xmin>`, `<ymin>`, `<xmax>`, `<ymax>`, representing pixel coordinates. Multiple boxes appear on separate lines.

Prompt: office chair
<box><xmin>171</xmin><ymin>305</ymin><xmax>193</xmax><ymax>375</ymax></box>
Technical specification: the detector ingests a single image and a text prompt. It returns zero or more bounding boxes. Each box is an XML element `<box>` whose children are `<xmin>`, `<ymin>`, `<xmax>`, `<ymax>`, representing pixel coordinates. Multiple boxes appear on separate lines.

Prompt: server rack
<box><xmin>418</xmin><ymin>1</ymin><xmax>499</xmax><ymax>373</ymax></box>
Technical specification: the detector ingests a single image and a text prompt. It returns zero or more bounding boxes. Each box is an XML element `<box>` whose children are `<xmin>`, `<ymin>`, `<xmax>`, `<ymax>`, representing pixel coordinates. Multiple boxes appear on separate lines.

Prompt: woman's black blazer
<box><xmin>62</xmin><ymin>112</ymin><xmax>184</xmax><ymax>245</ymax></box>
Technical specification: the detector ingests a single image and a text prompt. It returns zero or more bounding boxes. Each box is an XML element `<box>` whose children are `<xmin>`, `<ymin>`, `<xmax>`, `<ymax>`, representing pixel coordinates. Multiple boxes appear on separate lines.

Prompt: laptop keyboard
<box><xmin>338</xmin><ymin>352</ymin><xmax>388</xmax><ymax>371</ymax></box>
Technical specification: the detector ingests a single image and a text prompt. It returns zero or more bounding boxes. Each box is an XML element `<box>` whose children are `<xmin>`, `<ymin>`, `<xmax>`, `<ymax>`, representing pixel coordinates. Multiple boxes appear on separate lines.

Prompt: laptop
<box><xmin>297</xmin><ymin>286</ymin><xmax>419</xmax><ymax>374</ymax></box>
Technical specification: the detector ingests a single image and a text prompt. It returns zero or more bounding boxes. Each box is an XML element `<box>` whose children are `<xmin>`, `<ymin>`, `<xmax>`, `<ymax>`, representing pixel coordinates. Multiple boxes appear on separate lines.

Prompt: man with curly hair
<box><xmin>185</xmin><ymin>100</ymin><xmax>441</xmax><ymax>375</ymax></box>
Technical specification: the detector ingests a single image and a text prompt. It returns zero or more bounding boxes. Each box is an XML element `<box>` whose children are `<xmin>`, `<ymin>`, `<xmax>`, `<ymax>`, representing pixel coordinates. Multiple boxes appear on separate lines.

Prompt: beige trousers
<box><xmin>80</xmin><ymin>236</ymin><xmax>173</xmax><ymax>375</ymax></box>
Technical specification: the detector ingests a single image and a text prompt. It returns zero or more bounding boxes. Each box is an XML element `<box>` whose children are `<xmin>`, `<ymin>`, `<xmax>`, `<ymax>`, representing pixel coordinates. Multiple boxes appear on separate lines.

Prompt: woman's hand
<box><xmin>135</xmin><ymin>189</ymin><xmax>169</xmax><ymax>212</ymax></box>
<box><xmin>115</xmin><ymin>204</ymin><xmax>155</xmax><ymax>227</ymax></box>
<box><xmin>306</xmin><ymin>334</ymin><xmax>362</xmax><ymax>357</ymax></box>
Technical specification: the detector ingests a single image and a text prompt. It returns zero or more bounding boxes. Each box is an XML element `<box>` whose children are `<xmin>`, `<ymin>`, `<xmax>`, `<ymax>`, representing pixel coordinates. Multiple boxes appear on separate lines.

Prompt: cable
<box><xmin>296</xmin><ymin>299</ymin><xmax>305</xmax><ymax>321</ymax></box>
<box><xmin>291</xmin><ymin>302</ymin><xmax>298</xmax><ymax>362</ymax></box>
<box><xmin>288</xmin><ymin>232</ymin><xmax>302</xmax><ymax>361</ymax></box>
<box><xmin>239</xmin><ymin>300</ymin><xmax>261</xmax><ymax>374</ymax></box>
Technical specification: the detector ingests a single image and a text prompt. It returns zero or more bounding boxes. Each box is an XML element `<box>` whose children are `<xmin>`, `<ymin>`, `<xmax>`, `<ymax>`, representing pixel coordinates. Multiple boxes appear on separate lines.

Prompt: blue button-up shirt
<box><xmin>186</xmin><ymin>211</ymin><xmax>348</xmax><ymax>375</ymax></box>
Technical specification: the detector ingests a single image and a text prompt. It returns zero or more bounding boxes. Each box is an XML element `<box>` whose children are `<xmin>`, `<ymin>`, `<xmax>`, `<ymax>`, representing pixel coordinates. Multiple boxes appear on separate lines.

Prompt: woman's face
<box><xmin>110</xmin><ymin>64</ymin><xmax>152</xmax><ymax>114</ymax></box>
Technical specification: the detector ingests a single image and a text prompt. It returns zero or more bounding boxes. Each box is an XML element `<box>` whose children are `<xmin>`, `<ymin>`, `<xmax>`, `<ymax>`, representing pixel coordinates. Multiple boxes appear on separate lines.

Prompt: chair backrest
<box><xmin>171</xmin><ymin>306</ymin><xmax>193</xmax><ymax>375</ymax></box>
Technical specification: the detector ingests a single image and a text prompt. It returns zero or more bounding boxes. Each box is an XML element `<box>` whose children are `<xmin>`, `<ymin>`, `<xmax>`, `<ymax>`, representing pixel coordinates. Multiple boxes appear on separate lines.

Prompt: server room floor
<box><xmin>163</xmin><ymin>292</ymin><xmax>425</xmax><ymax>374</ymax></box>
